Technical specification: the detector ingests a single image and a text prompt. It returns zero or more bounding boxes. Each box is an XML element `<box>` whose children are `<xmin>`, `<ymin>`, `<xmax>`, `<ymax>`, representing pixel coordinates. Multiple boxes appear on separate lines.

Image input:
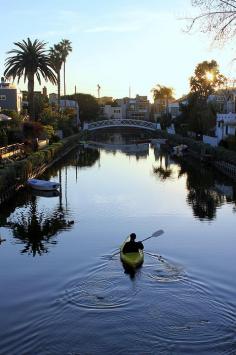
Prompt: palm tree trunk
<box><xmin>28</xmin><ymin>74</ymin><xmax>35</xmax><ymax>120</ymax></box>
<box><xmin>63</xmin><ymin>60</ymin><xmax>66</xmax><ymax>96</ymax></box>
<box><xmin>57</xmin><ymin>70</ymin><xmax>61</xmax><ymax>112</ymax></box>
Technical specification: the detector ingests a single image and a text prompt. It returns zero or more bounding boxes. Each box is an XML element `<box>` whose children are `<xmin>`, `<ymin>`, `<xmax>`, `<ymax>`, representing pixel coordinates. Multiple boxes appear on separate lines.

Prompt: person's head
<box><xmin>130</xmin><ymin>233</ymin><xmax>136</xmax><ymax>241</ymax></box>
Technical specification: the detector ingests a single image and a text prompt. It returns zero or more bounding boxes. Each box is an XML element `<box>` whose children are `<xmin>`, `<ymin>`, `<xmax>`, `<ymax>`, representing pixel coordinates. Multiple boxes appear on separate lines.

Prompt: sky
<box><xmin>1</xmin><ymin>0</ymin><xmax>236</xmax><ymax>101</ymax></box>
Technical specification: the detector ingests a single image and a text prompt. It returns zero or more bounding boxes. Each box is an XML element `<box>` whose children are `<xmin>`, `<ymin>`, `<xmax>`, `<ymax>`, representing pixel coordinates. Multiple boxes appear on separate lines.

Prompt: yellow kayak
<box><xmin>120</xmin><ymin>238</ymin><xmax>144</xmax><ymax>269</ymax></box>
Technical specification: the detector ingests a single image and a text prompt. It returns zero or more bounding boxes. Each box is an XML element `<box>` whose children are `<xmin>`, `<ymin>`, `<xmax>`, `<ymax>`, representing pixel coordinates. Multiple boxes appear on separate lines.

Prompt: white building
<box><xmin>208</xmin><ymin>88</ymin><xmax>236</xmax><ymax>114</ymax></box>
<box><xmin>216</xmin><ymin>112</ymin><xmax>236</xmax><ymax>143</ymax></box>
<box><xmin>209</xmin><ymin>88</ymin><xmax>236</xmax><ymax>142</ymax></box>
<box><xmin>103</xmin><ymin>105</ymin><xmax>123</xmax><ymax>119</ymax></box>
<box><xmin>126</xmin><ymin>95</ymin><xmax>150</xmax><ymax>120</ymax></box>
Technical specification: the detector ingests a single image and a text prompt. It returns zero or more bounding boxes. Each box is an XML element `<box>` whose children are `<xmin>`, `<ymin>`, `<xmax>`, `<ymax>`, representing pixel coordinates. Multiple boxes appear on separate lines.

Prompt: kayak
<box><xmin>120</xmin><ymin>238</ymin><xmax>144</xmax><ymax>269</ymax></box>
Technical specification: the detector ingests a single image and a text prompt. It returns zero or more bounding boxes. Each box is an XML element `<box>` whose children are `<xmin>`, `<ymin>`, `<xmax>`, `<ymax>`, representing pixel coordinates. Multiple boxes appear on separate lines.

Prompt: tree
<box><xmin>34</xmin><ymin>92</ymin><xmax>49</xmax><ymax>120</ymax></box>
<box><xmin>152</xmin><ymin>84</ymin><xmax>174</xmax><ymax>105</ymax></box>
<box><xmin>178</xmin><ymin>60</ymin><xmax>225</xmax><ymax>135</ymax></box>
<box><xmin>152</xmin><ymin>84</ymin><xmax>174</xmax><ymax>127</ymax></box>
<box><xmin>180</xmin><ymin>92</ymin><xmax>217</xmax><ymax>134</ymax></box>
<box><xmin>4</xmin><ymin>38</ymin><xmax>56</xmax><ymax>119</ymax></box>
<box><xmin>187</xmin><ymin>0</ymin><xmax>236</xmax><ymax>43</ymax></box>
<box><xmin>50</xmin><ymin>43</ymin><xmax>64</xmax><ymax>109</ymax></box>
<box><xmin>63</xmin><ymin>93</ymin><xmax>99</xmax><ymax>123</ymax></box>
<box><xmin>59</xmin><ymin>39</ymin><xmax>72</xmax><ymax>96</ymax></box>
<box><xmin>152</xmin><ymin>84</ymin><xmax>174</xmax><ymax>117</ymax></box>
<box><xmin>190</xmin><ymin>60</ymin><xmax>226</xmax><ymax>99</ymax></box>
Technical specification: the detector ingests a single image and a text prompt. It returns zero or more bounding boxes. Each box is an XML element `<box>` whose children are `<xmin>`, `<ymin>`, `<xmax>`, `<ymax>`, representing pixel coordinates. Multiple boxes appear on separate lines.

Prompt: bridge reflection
<box><xmin>85</xmin><ymin>141</ymin><xmax>149</xmax><ymax>158</ymax></box>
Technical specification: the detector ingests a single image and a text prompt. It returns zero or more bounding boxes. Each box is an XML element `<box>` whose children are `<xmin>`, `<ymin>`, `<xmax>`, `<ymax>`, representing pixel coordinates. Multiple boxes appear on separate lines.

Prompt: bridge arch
<box><xmin>83</xmin><ymin>119</ymin><xmax>158</xmax><ymax>132</ymax></box>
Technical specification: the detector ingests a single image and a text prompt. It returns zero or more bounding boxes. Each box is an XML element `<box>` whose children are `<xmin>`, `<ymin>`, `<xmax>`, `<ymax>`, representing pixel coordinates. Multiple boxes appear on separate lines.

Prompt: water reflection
<box><xmin>76</xmin><ymin>147</ymin><xmax>100</xmax><ymax>168</ymax></box>
<box><xmin>6</xmin><ymin>195</ymin><xmax>73</xmax><ymax>256</ymax></box>
<box><xmin>152</xmin><ymin>148</ymin><xmax>236</xmax><ymax>221</ymax></box>
<box><xmin>0</xmin><ymin>146</ymin><xmax>102</xmax><ymax>256</ymax></box>
<box><xmin>86</xmin><ymin>141</ymin><xmax>149</xmax><ymax>160</ymax></box>
<box><xmin>1</xmin><ymin>137</ymin><xmax>236</xmax><ymax>354</ymax></box>
<box><xmin>153</xmin><ymin>151</ymin><xmax>174</xmax><ymax>181</ymax></box>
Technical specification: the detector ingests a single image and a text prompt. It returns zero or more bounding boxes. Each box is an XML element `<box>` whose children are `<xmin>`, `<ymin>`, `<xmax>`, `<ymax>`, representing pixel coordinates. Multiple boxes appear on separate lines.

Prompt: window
<box><xmin>0</xmin><ymin>95</ymin><xmax>6</xmax><ymax>100</ymax></box>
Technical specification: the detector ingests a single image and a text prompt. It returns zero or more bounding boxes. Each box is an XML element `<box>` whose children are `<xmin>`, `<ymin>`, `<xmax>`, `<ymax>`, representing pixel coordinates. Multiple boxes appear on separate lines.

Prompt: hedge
<box><xmin>0</xmin><ymin>133</ymin><xmax>80</xmax><ymax>195</ymax></box>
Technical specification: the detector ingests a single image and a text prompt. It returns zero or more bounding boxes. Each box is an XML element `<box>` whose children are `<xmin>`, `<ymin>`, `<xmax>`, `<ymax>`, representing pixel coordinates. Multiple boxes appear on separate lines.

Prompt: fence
<box><xmin>203</xmin><ymin>135</ymin><xmax>218</xmax><ymax>147</ymax></box>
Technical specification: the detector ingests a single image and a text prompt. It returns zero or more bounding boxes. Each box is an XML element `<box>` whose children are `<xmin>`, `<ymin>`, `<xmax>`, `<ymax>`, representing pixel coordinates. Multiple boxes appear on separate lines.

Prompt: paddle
<box><xmin>111</xmin><ymin>229</ymin><xmax>164</xmax><ymax>258</ymax></box>
<box><xmin>141</xmin><ymin>229</ymin><xmax>164</xmax><ymax>243</ymax></box>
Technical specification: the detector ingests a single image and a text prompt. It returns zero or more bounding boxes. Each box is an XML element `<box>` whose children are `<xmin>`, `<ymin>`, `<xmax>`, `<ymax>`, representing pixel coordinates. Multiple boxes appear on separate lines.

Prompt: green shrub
<box><xmin>0</xmin><ymin>132</ymin><xmax>81</xmax><ymax>196</ymax></box>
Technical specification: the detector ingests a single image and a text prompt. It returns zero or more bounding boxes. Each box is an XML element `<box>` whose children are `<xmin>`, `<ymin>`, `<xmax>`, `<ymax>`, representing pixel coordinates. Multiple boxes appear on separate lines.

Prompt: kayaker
<box><xmin>123</xmin><ymin>233</ymin><xmax>144</xmax><ymax>254</ymax></box>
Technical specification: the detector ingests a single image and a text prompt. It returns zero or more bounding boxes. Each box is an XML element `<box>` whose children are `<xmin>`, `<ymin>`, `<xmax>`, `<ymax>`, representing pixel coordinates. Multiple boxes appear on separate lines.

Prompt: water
<box><xmin>0</xmin><ymin>140</ymin><xmax>236</xmax><ymax>354</ymax></box>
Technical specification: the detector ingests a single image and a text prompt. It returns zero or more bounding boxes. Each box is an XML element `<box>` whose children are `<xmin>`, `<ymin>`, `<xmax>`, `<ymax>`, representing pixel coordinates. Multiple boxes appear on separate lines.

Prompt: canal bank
<box><xmin>0</xmin><ymin>133</ymin><xmax>82</xmax><ymax>205</ymax></box>
<box><xmin>156</xmin><ymin>131</ymin><xmax>236</xmax><ymax>181</ymax></box>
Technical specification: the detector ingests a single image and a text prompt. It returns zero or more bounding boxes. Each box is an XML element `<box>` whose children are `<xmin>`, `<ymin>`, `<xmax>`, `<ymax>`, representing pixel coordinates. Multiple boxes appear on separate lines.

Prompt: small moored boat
<box><xmin>27</xmin><ymin>179</ymin><xmax>60</xmax><ymax>191</ymax></box>
<box><xmin>120</xmin><ymin>237</ymin><xmax>144</xmax><ymax>269</ymax></box>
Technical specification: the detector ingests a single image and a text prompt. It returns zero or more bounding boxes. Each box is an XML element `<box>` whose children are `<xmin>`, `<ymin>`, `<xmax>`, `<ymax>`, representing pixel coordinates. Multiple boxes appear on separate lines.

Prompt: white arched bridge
<box><xmin>83</xmin><ymin>119</ymin><xmax>159</xmax><ymax>132</ymax></box>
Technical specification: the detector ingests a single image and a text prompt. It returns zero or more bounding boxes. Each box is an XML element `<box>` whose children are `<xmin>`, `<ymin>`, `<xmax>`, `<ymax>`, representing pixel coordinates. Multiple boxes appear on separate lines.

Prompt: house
<box><xmin>48</xmin><ymin>94</ymin><xmax>80</xmax><ymax>125</ymax></box>
<box><xmin>153</xmin><ymin>96</ymin><xmax>187</xmax><ymax>121</ymax></box>
<box><xmin>98</xmin><ymin>96</ymin><xmax>113</xmax><ymax>105</ymax></box>
<box><xmin>103</xmin><ymin>105</ymin><xmax>123</xmax><ymax>119</ymax></box>
<box><xmin>102</xmin><ymin>95</ymin><xmax>150</xmax><ymax>120</ymax></box>
<box><xmin>216</xmin><ymin>112</ymin><xmax>236</xmax><ymax>143</ymax></box>
<box><xmin>126</xmin><ymin>95</ymin><xmax>150</xmax><ymax>120</ymax></box>
<box><xmin>49</xmin><ymin>93</ymin><xmax>58</xmax><ymax>105</ymax></box>
<box><xmin>210</xmin><ymin>88</ymin><xmax>236</xmax><ymax>142</ymax></box>
<box><xmin>208</xmin><ymin>88</ymin><xmax>236</xmax><ymax>113</ymax></box>
<box><xmin>0</xmin><ymin>77</ymin><xmax>22</xmax><ymax>112</ymax></box>
<box><xmin>59</xmin><ymin>99</ymin><xmax>80</xmax><ymax>126</ymax></box>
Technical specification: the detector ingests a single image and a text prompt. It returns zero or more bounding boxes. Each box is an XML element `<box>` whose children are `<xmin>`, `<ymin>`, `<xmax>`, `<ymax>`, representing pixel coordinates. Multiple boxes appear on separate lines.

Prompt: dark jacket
<box><xmin>123</xmin><ymin>241</ymin><xmax>144</xmax><ymax>254</ymax></box>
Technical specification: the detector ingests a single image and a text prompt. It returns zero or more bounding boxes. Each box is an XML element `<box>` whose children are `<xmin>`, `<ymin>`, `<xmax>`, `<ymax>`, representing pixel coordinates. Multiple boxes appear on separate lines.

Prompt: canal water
<box><xmin>0</xmin><ymin>140</ymin><xmax>235</xmax><ymax>354</ymax></box>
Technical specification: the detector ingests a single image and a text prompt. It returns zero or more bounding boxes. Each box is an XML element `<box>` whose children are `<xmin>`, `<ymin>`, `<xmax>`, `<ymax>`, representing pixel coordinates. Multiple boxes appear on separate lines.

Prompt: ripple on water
<box><xmin>140</xmin><ymin>274</ymin><xmax>236</xmax><ymax>354</ymax></box>
<box><xmin>144</xmin><ymin>252</ymin><xmax>185</xmax><ymax>283</ymax></box>
<box><xmin>58</xmin><ymin>259</ymin><xmax>139</xmax><ymax>310</ymax></box>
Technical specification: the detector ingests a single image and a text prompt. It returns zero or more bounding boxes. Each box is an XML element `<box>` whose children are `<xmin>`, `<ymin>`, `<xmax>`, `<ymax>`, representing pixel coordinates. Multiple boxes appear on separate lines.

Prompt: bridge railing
<box><xmin>84</xmin><ymin>119</ymin><xmax>157</xmax><ymax>131</ymax></box>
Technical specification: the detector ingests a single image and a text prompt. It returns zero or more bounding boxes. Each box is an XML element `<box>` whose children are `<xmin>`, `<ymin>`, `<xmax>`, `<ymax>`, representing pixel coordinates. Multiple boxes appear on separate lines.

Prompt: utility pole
<box><xmin>97</xmin><ymin>84</ymin><xmax>101</xmax><ymax>99</ymax></box>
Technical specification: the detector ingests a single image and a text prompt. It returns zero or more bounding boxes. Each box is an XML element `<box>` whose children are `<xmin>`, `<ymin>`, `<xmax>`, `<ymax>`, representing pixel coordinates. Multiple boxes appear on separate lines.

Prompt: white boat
<box><xmin>27</xmin><ymin>179</ymin><xmax>60</xmax><ymax>191</ymax></box>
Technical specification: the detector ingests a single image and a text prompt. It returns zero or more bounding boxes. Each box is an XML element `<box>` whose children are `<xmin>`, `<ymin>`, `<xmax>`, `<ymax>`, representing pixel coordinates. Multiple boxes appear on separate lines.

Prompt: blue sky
<box><xmin>0</xmin><ymin>0</ymin><xmax>235</xmax><ymax>100</ymax></box>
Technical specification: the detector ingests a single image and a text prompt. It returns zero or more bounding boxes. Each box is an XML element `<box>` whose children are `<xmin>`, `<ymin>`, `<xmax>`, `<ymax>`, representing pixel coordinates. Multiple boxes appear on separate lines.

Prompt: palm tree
<box><xmin>50</xmin><ymin>44</ymin><xmax>64</xmax><ymax>109</ymax></box>
<box><xmin>59</xmin><ymin>39</ymin><xmax>72</xmax><ymax>96</ymax></box>
<box><xmin>4</xmin><ymin>38</ymin><xmax>57</xmax><ymax>119</ymax></box>
<box><xmin>152</xmin><ymin>84</ymin><xmax>174</xmax><ymax>115</ymax></box>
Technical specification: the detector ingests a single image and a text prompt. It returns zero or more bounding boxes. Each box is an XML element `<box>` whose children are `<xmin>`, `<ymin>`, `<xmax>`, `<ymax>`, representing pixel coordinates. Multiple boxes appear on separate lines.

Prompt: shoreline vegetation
<box><xmin>0</xmin><ymin>133</ymin><xmax>81</xmax><ymax>205</ymax></box>
<box><xmin>156</xmin><ymin>131</ymin><xmax>236</xmax><ymax>180</ymax></box>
